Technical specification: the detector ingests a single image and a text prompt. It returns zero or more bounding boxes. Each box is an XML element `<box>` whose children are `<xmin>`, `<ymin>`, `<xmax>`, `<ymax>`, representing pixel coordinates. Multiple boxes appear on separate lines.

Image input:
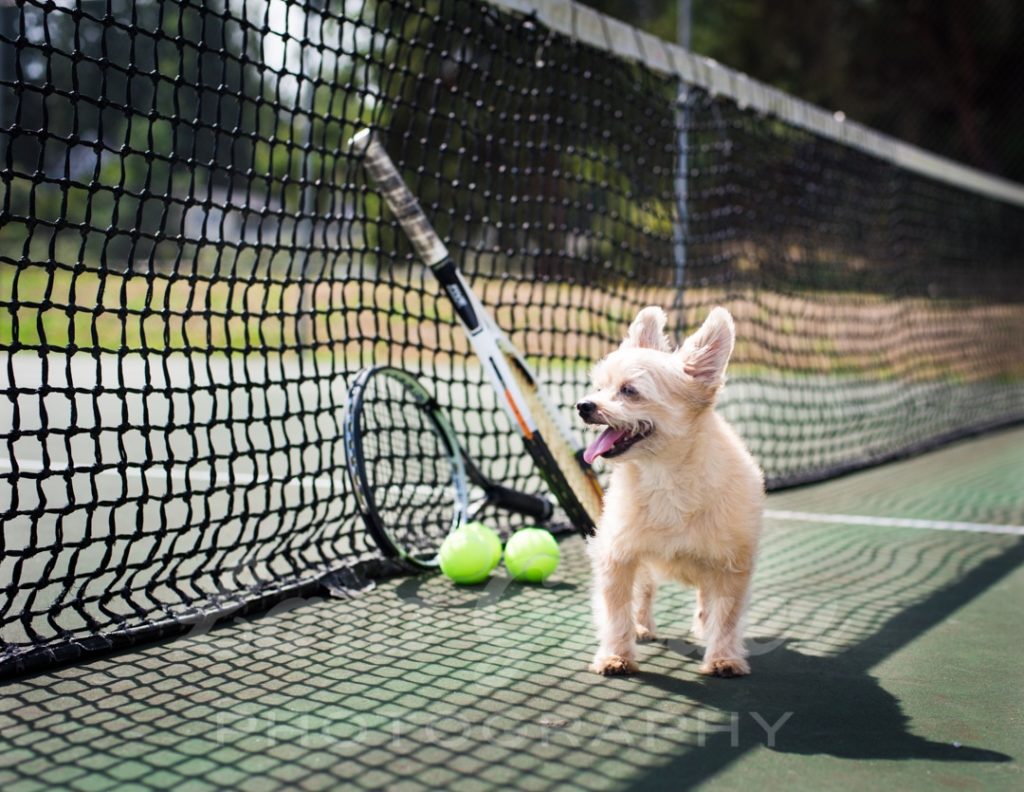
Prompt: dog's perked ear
<box><xmin>621</xmin><ymin>306</ymin><xmax>672</xmax><ymax>352</ymax></box>
<box><xmin>678</xmin><ymin>307</ymin><xmax>735</xmax><ymax>387</ymax></box>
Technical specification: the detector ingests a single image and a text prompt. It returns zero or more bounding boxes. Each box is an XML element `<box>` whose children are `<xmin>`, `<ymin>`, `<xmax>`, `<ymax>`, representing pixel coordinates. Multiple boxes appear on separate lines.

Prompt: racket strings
<box><xmin>358</xmin><ymin>375</ymin><xmax>459</xmax><ymax>556</ymax></box>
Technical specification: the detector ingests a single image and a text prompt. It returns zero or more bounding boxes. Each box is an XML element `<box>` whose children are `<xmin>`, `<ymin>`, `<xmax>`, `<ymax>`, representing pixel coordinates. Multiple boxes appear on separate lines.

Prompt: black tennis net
<box><xmin>2</xmin><ymin>0</ymin><xmax>1022</xmax><ymax>676</ymax></box>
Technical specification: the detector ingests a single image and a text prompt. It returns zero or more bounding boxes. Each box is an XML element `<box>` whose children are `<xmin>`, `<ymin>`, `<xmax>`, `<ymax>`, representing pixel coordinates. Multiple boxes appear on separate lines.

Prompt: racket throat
<box><xmin>433</xmin><ymin>259</ymin><xmax>481</xmax><ymax>330</ymax></box>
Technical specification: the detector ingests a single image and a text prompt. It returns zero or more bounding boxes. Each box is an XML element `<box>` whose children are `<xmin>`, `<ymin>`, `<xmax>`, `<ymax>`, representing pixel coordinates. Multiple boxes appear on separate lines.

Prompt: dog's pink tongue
<box><xmin>584</xmin><ymin>427</ymin><xmax>629</xmax><ymax>465</ymax></box>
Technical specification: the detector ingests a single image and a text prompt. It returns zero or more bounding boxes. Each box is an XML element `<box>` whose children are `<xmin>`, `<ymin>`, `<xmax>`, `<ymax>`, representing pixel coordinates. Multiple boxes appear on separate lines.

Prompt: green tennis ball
<box><xmin>439</xmin><ymin>529</ymin><xmax>494</xmax><ymax>585</ymax></box>
<box><xmin>461</xmin><ymin>521</ymin><xmax>502</xmax><ymax>570</ymax></box>
<box><xmin>503</xmin><ymin>527</ymin><xmax>560</xmax><ymax>583</ymax></box>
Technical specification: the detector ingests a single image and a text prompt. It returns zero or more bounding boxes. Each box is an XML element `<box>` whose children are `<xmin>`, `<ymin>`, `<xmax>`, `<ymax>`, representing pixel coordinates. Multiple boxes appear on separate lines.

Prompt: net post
<box><xmin>671</xmin><ymin>0</ymin><xmax>693</xmax><ymax>323</ymax></box>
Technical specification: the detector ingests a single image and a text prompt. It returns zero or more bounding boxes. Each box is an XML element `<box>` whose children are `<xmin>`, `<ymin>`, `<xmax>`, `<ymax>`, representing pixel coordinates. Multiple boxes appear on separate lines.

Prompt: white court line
<box><xmin>765</xmin><ymin>509</ymin><xmax>1024</xmax><ymax>537</ymax></box>
<box><xmin>0</xmin><ymin>456</ymin><xmax>346</xmax><ymax>493</ymax></box>
<box><xmin>0</xmin><ymin>457</ymin><xmax>447</xmax><ymax>499</ymax></box>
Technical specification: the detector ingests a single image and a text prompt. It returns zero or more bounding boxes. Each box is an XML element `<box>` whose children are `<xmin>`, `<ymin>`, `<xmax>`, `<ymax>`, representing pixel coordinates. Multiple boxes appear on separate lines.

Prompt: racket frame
<box><xmin>343</xmin><ymin>365</ymin><xmax>468</xmax><ymax>568</ymax></box>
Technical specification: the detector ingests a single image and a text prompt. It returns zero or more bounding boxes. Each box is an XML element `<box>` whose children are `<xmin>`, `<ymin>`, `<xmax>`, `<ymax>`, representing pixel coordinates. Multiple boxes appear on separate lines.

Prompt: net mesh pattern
<box><xmin>1</xmin><ymin>0</ymin><xmax>1022</xmax><ymax>675</ymax></box>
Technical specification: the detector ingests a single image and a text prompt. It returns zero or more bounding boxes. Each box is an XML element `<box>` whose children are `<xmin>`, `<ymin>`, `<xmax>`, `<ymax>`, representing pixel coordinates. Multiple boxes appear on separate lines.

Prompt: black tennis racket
<box><xmin>344</xmin><ymin>366</ymin><xmax>553</xmax><ymax>568</ymax></box>
<box><xmin>349</xmin><ymin>129</ymin><xmax>604</xmax><ymax>536</ymax></box>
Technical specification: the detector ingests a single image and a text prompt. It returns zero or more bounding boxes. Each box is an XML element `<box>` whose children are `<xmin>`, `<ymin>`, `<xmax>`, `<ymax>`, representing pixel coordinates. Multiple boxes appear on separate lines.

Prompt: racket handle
<box><xmin>350</xmin><ymin>128</ymin><xmax>450</xmax><ymax>266</ymax></box>
<box><xmin>486</xmin><ymin>486</ymin><xmax>555</xmax><ymax>521</ymax></box>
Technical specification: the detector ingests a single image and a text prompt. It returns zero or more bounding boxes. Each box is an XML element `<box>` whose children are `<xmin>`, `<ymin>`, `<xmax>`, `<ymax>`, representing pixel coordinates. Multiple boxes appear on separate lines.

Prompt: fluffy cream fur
<box><xmin>578</xmin><ymin>306</ymin><xmax>764</xmax><ymax>677</ymax></box>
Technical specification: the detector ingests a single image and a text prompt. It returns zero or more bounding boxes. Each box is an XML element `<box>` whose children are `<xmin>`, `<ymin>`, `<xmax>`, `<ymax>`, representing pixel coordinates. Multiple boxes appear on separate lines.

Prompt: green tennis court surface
<box><xmin>2</xmin><ymin>427</ymin><xmax>1022</xmax><ymax>792</ymax></box>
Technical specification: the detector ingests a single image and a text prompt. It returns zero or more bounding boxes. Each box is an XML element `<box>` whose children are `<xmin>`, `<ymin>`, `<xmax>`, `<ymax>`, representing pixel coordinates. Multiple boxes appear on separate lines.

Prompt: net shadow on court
<box><xmin>2</xmin><ymin>429</ymin><xmax>1021</xmax><ymax>791</ymax></box>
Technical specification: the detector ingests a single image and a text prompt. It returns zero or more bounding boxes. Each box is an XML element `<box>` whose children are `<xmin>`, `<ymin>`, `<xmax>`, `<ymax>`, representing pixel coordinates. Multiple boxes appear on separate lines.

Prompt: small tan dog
<box><xmin>578</xmin><ymin>306</ymin><xmax>763</xmax><ymax>677</ymax></box>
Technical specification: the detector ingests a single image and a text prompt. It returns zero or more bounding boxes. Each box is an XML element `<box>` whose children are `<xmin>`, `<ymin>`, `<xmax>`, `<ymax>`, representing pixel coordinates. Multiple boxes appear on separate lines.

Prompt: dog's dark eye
<box><xmin>619</xmin><ymin>383</ymin><xmax>639</xmax><ymax>398</ymax></box>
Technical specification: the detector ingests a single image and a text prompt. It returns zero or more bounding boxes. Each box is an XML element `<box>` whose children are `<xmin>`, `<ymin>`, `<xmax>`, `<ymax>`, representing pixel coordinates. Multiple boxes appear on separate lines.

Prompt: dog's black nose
<box><xmin>577</xmin><ymin>400</ymin><xmax>596</xmax><ymax>417</ymax></box>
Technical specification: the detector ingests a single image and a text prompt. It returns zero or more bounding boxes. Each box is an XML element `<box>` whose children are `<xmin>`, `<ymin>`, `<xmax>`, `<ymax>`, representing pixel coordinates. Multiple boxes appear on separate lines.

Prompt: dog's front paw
<box><xmin>635</xmin><ymin>624</ymin><xmax>658</xmax><ymax>642</ymax></box>
<box><xmin>591</xmin><ymin>655</ymin><xmax>639</xmax><ymax>676</ymax></box>
<box><xmin>699</xmin><ymin>657</ymin><xmax>750</xmax><ymax>678</ymax></box>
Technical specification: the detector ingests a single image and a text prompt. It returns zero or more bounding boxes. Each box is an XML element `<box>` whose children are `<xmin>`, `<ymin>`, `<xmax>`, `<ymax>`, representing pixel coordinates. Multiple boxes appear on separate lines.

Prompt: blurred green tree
<box><xmin>584</xmin><ymin>0</ymin><xmax>1024</xmax><ymax>182</ymax></box>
